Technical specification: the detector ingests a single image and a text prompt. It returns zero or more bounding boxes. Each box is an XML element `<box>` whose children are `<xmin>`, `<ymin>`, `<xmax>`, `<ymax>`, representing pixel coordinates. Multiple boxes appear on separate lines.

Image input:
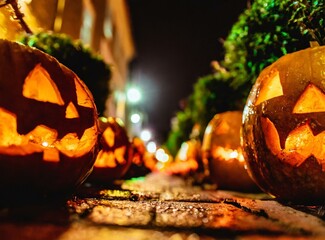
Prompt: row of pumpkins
<box><xmin>0</xmin><ymin>39</ymin><xmax>324</xmax><ymax>204</ymax></box>
<box><xmin>176</xmin><ymin>44</ymin><xmax>325</xmax><ymax>204</ymax></box>
<box><xmin>0</xmin><ymin>39</ymin><xmax>147</xmax><ymax>200</ymax></box>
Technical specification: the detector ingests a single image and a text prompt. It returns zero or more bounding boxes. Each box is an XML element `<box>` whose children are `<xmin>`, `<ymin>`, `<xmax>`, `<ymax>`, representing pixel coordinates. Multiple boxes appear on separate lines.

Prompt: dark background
<box><xmin>126</xmin><ymin>0</ymin><xmax>248</xmax><ymax>143</ymax></box>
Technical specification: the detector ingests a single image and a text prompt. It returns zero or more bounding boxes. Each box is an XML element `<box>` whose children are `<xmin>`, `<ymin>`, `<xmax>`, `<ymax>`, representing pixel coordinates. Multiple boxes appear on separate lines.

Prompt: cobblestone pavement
<box><xmin>1</xmin><ymin>173</ymin><xmax>325</xmax><ymax>239</ymax></box>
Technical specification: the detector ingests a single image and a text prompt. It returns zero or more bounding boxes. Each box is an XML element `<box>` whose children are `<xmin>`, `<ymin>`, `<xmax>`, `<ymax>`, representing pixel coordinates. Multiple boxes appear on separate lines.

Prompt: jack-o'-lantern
<box><xmin>202</xmin><ymin>111</ymin><xmax>258</xmax><ymax>192</ymax></box>
<box><xmin>88</xmin><ymin>117</ymin><xmax>132</xmax><ymax>183</ymax></box>
<box><xmin>131</xmin><ymin>137</ymin><xmax>146</xmax><ymax>166</ymax></box>
<box><xmin>242</xmin><ymin>46</ymin><xmax>325</xmax><ymax>203</ymax></box>
<box><xmin>143</xmin><ymin>151</ymin><xmax>158</xmax><ymax>172</ymax></box>
<box><xmin>0</xmin><ymin>39</ymin><xmax>98</xmax><ymax>198</ymax></box>
<box><xmin>124</xmin><ymin>137</ymin><xmax>151</xmax><ymax>179</ymax></box>
<box><xmin>166</xmin><ymin>139</ymin><xmax>200</xmax><ymax>176</ymax></box>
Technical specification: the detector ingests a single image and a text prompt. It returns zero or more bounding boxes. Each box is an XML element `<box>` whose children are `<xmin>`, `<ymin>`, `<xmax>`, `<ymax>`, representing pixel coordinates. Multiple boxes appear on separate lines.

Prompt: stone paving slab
<box><xmin>1</xmin><ymin>173</ymin><xmax>325</xmax><ymax>239</ymax></box>
<box><xmin>66</xmin><ymin>194</ymin><xmax>325</xmax><ymax>238</ymax></box>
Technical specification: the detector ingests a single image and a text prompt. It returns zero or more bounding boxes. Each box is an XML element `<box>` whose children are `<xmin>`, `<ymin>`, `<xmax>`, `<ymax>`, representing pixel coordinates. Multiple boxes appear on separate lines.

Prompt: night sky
<box><xmin>126</xmin><ymin>0</ymin><xmax>247</xmax><ymax>143</ymax></box>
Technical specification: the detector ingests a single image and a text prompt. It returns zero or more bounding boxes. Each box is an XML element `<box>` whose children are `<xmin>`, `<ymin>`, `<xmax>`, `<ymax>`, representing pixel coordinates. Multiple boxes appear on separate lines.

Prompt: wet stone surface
<box><xmin>2</xmin><ymin>173</ymin><xmax>325</xmax><ymax>239</ymax></box>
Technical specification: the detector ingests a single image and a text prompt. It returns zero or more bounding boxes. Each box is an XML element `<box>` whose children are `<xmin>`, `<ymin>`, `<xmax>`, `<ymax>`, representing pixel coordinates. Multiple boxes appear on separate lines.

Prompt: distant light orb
<box><xmin>155</xmin><ymin>148</ymin><xmax>169</xmax><ymax>162</ymax></box>
<box><xmin>147</xmin><ymin>141</ymin><xmax>157</xmax><ymax>153</ymax></box>
<box><xmin>178</xmin><ymin>142</ymin><xmax>189</xmax><ymax>161</ymax></box>
<box><xmin>140</xmin><ymin>129</ymin><xmax>151</xmax><ymax>142</ymax></box>
<box><xmin>130</xmin><ymin>113</ymin><xmax>141</xmax><ymax>123</ymax></box>
<box><xmin>127</xmin><ymin>87</ymin><xmax>141</xmax><ymax>103</ymax></box>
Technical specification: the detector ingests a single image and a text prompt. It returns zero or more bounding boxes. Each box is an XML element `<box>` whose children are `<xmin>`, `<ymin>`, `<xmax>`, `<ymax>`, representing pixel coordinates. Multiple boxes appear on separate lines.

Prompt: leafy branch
<box><xmin>0</xmin><ymin>0</ymin><xmax>32</xmax><ymax>34</ymax></box>
<box><xmin>289</xmin><ymin>0</ymin><xmax>325</xmax><ymax>45</ymax></box>
<box><xmin>164</xmin><ymin>0</ymin><xmax>324</xmax><ymax>153</ymax></box>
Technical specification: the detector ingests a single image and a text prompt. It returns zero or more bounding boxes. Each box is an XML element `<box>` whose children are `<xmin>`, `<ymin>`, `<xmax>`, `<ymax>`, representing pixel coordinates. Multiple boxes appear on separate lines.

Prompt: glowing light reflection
<box><xmin>140</xmin><ymin>129</ymin><xmax>151</xmax><ymax>142</ymax></box>
<box><xmin>130</xmin><ymin>113</ymin><xmax>141</xmax><ymax>123</ymax></box>
<box><xmin>213</xmin><ymin>146</ymin><xmax>245</xmax><ymax>162</ymax></box>
<box><xmin>155</xmin><ymin>148</ymin><xmax>169</xmax><ymax>162</ymax></box>
<box><xmin>147</xmin><ymin>141</ymin><xmax>156</xmax><ymax>153</ymax></box>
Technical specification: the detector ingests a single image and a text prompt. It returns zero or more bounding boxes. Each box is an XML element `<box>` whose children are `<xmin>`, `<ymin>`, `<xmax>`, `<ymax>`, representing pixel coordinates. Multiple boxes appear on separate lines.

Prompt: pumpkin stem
<box><xmin>1</xmin><ymin>0</ymin><xmax>33</xmax><ymax>34</ymax></box>
<box><xmin>309</xmin><ymin>41</ymin><xmax>320</xmax><ymax>47</ymax></box>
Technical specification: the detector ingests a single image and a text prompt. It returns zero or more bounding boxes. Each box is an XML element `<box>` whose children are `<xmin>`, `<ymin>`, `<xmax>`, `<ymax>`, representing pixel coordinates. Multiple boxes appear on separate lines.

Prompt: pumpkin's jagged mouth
<box><xmin>261</xmin><ymin>117</ymin><xmax>325</xmax><ymax>169</ymax></box>
<box><xmin>0</xmin><ymin>107</ymin><xmax>97</xmax><ymax>161</ymax></box>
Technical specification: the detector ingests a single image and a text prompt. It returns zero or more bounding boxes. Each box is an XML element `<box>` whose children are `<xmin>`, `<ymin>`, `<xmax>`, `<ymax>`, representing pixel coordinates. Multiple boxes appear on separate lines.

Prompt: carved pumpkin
<box><xmin>88</xmin><ymin>117</ymin><xmax>132</xmax><ymax>183</ymax></box>
<box><xmin>124</xmin><ymin>137</ymin><xmax>151</xmax><ymax>179</ymax></box>
<box><xmin>143</xmin><ymin>151</ymin><xmax>158</xmax><ymax>172</ymax></box>
<box><xmin>166</xmin><ymin>139</ymin><xmax>200</xmax><ymax>176</ymax></box>
<box><xmin>242</xmin><ymin>46</ymin><xmax>325</xmax><ymax>203</ymax></box>
<box><xmin>131</xmin><ymin>137</ymin><xmax>146</xmax><ymax>166</ymax></box>
<box><xmin>0</xmin><ymin>39</ymin><xmax>98</xmax><ymax>198</ymax></box>
<box><xmin>202</xmin><ymin>111</ymin><xmax>258</xmax><ymax>192</ymax></box>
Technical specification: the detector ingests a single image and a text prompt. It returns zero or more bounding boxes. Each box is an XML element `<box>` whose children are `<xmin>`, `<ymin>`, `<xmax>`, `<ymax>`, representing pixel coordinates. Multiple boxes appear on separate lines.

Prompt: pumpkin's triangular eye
<box><xmin>255</xmin><ymin>70</ymin><xmax>283</xmax><ymax>105</ymax></box>
<box><xmin>65</xmin><ymin>102</ymin><xmax>80</xmax><ymax>119</ymax></box>
<box><xmin>293</xmin><ymin>83</ymin><xmax>325</xmax><ymax>113</ymax></box>
<box><xmin>23</xmin><ymin>64</ymin><xmax>65</xmax><ymax>105</ymax></box>
<box><xmin>103</xmin><ymin>127</ymin><xmax>115</xmax><ymax>147</ymax></box>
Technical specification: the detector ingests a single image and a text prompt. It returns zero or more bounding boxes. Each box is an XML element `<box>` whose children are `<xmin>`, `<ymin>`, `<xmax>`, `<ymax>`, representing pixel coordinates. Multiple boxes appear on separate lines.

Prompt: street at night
<box><xmin>0</xmin><ymin>1</ymin><xmax>324</xmax><ymax>239</ymax></box>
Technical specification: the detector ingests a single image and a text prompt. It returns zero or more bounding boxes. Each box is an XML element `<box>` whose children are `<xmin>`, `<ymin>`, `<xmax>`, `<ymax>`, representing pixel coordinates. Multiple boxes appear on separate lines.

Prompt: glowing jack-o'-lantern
<box><xmin>165</xmin><ymin>139</ymin><xmax>200</xmax><ymax>176</ymax></box>
<box><xmin>124</xmin><ymin>137</ymin><xmax>151</xmax><ymax>179</ymax></box>
<box><xmin>88</xmin><ymin>117</ymin><xmax>132</xmax><ymax>183</ymax></box>
<box><xmin>202</xmin><ymin>111</ymin><xmax>258</xmax><ymax>192</ymax></box>
<box><xmin>0</xmin><ymin>40</ymin><xmax>98</xmax><ymax>198</ymax></box>
<box><xmin>242</xmin><ymin>46</ymin><xmax>325</xmax><ymax>203</ymax></box>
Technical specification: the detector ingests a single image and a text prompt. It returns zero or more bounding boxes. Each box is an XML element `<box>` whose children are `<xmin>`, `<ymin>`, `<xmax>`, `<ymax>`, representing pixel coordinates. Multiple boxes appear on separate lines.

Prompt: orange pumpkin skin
<box><xmin>88</xmin><ymin>117</ymin><xmax>132</xmax><ymax>184</ymax></box>
<box><xmin>202</xmin><ymin>111</ymin><xmax>258</xmax><ymax>192</ymax></box>
<box><xmin>0</xmin><ymin>40</ymin><xmax>99</xmax><ymax>199</ymax></box>
<box><xmin>242</xmin><ymin>46</ymin><xmax>325</xmax><ymax>203</ymax></box>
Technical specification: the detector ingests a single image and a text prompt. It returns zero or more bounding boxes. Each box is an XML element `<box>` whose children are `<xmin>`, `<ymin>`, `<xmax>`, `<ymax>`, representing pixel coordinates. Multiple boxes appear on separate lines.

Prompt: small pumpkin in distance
<box><xmin>0</xmin><ymin>39</ymin><xmax>98</xmax><ymax>199</ymax></box>
<box><xmin>202</xmin><ymin>111</ymin><xmax>258</xmax><ymax>192</ymax></box>
<box><xmin>242</xmin><ymin>46</ymin><xmax>325</xmax><ymax>203</ymax></box>
<box><xmin>88</xmin><ymin>117</ymin><xmax>132</xmax><ymax>184</ymax></box>
<box><xmin>124</xmin><ymin>137</ymin><xmax>151</xmax><ymax>179</ymax></box>
<box><xmin>165</xmin><ymin>139</ymin><xmax>200</xmax><ymax>176</ymax></box>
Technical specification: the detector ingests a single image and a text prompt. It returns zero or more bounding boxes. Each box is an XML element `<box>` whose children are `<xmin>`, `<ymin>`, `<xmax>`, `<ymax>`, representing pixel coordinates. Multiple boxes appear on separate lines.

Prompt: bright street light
<box><xmin>127</xmin><ymin>87</ymin><xmax>141</xmax><ymax>103</ymax></box>
<box><xmin>146</xmin><ymin>141</ymin><xmax>157</xmax><ymax>153</ymax></box>
<box><xmin>140</xmin><ymin>129</ymin><xmax>151</xmax><ymax>142</ymax></box>
<box><xmin>130</xmin><ymin>113</ymin><xmax>141</xmax><ymax>123</ymax></box>
<box><xmin>155</xmin><ymin>148</ymin><xmax>169</xmax><ymax>162</ymax></box>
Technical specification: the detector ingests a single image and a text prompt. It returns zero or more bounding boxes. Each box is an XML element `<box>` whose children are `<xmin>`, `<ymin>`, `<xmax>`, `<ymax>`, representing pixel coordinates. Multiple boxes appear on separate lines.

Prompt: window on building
<box><xmin>80</xmin><ymin>5</ymin><xmax>93</xmax><ymax>45</ymax></box>
<box><xmin>103</xmin><ymin>8</ymin><xmax>113</xmax><ymax>39</ymax></box>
